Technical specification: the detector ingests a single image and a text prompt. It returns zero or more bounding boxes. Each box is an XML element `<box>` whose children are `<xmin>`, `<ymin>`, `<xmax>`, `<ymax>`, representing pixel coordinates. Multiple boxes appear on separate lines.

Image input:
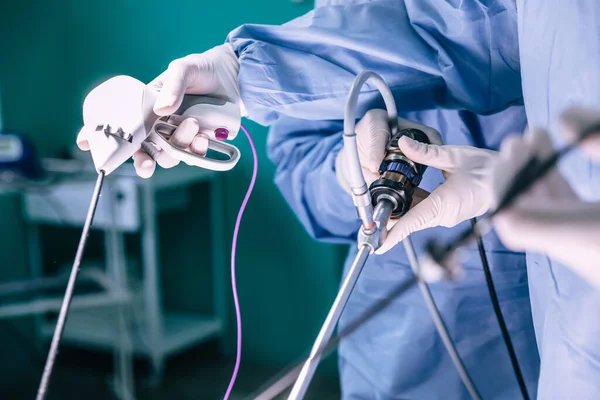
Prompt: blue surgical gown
<box><xmin>517</xmin><ymin>1</ymin><xmax>600</xmax><ymax>399</ymax></box>
<box><xmin>226</xmin><ymin>1</ymin><xmax>542</xmax><ymax>398</ymax></box>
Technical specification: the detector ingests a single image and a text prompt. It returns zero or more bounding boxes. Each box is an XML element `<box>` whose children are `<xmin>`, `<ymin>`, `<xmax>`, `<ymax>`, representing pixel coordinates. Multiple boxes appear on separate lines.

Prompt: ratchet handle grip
<box><xmin>146</xmin><ymin>129</ymin><xmax>240</xmax><ymax>172</ymax></box>
<box><xmin>145</xmin><ymin>94</ymin><xmax>242</xmax><ymax>172</ymax></box>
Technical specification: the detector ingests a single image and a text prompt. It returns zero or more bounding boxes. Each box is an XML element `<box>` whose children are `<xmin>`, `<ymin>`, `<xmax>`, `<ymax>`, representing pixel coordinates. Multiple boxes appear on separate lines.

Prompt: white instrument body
<box><xmin>82</xmin><ymin>75</ymin><xmax>241</xmax><ymax>175</ymax></box>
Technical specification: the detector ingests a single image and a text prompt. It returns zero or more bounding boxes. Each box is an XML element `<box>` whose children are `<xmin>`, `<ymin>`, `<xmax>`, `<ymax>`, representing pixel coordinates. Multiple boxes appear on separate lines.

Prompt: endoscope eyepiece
<box><xmin>369</xmin><ymin>128</ymin><xmax>431</xmax><ymax>218</ymax></box>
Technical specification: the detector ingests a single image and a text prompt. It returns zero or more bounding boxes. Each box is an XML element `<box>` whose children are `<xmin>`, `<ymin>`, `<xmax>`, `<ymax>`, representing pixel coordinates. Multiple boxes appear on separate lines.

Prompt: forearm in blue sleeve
<box><xmin>227</xmin><ymin>0</ymin><xmax>523</xmax><ymax>126</ymax></box>
<box><xmin>267</xmin><ymin>117</ymin><xmax>359</xmax><ymax>243</ymax></box>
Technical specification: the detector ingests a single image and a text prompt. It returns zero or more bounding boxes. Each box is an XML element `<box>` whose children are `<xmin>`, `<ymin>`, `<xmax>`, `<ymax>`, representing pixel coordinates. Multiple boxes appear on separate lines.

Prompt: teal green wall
<box><xmin>0</xmin><ymin>0</ymin><xmax>347</xmax><ymax>376</ymax></box>
<box><xmin>0</xmin><ymin>1</ymin><xmax>72</xmax><ymax>384</ymax></box>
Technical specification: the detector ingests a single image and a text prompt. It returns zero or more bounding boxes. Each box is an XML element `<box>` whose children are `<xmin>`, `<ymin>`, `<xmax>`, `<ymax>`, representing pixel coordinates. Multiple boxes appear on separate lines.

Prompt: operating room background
<box><xmin>0</xmin><ymin>0</ymin><xmax>347</xmax><ymax>390</ymax></box>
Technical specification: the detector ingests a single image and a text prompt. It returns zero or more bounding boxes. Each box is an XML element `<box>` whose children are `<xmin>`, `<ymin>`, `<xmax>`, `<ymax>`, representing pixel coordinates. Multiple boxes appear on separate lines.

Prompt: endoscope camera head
<box><xmin>369</xmin><ymin>128</ymin><xmax>431</xmax><ymax>218</ymax></box>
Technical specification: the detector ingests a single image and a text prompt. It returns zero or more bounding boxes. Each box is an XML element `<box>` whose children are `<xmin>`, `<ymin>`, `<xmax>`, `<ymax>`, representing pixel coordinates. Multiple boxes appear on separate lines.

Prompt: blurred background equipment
<box><xmin>0</xmin><ymin>1</ymin><xmax>344</xmax><ymax>399</ymax></box>
<box><xmin>0</xmin><ymin>133</ymin><xmax>44</xmax><ymax>184</ymax></box>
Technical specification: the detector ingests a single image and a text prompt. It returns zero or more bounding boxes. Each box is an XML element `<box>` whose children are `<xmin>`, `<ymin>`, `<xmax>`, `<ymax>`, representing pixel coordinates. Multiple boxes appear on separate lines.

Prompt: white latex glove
<box><xmin>376</xmin><ymin>139</ymin><xmax>497</xmax><ymax>254</ymax></box>
<box><xmin>77</xmin><ymin>44</ymin><xmax>244</xmax><ymax>178</ymax></box>
<box><xmin>489</xmin><ymin>124</ymin><xmax>600</xmax><ymax>288</ymax></box>
<box><xmin>335</xmin><ymin>109</ymin><xmax>442</xmax><ymax>196</ymax></box>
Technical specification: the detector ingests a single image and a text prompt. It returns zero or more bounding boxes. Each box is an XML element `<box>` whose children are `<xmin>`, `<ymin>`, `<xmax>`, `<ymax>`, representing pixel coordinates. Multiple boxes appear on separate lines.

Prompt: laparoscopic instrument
<box><xmin>34</xmin><ymin>75</ymin><xmax>244</xmax><ymax>400</ymax></box>
<box><xmin>250</xmin><ymin>71</ymin><xmax>544</xmax><ymax>400</ymax></box>
<box><xmin>249</xmin><ymin>83</ymin><xmax>600</xmax><ymax>400</ymax></box>
<box><xmin>283</xmin><ymin>71</ymin><xmax>482</xmax><ymax>400</ymax></box>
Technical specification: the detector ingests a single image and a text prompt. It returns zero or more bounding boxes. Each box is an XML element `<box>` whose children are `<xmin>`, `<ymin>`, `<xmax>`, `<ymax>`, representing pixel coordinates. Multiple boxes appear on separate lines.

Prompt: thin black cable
<box><xmin>35</xmin><ymin>170</ymin><xmax>105</xmax><ymax>400</ymax></box>
<box><xmin>244</xmin><ymin>276</ymin><xmax>419</xmax><ymax>400</ymax></box>
<box><xmin>471</xmin><ymin>218</ymin><xmax>529</xmax><ymax>400</ymax></box>
<box><xmin>403</xmin><ymin>239</ymin><xmax>482</xmax><ymax>400</ymax></box>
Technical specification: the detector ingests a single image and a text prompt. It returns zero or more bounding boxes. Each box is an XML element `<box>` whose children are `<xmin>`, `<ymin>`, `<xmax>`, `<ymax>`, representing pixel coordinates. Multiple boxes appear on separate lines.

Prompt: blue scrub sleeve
<box><xmin>266</xmin><ymin>117</ymin><xmax>360</xmax><ymax>243</ymax></box>
<box><xmin>227</xmin><ymin>0</ymin><xmax>523</xmax><ymax>126</ymax></box>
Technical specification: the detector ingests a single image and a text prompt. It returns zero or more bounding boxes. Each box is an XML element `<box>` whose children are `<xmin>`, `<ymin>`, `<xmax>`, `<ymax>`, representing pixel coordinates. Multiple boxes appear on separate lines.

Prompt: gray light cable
<box><xmin>403</xmin><ymin>238</ymin><xmax>482</xmax><ymax>400</ymax></box>
<box><xmin>343</xmin><ymin>71</ymin><xmax>398</xmax><ymax>230</ymax></box>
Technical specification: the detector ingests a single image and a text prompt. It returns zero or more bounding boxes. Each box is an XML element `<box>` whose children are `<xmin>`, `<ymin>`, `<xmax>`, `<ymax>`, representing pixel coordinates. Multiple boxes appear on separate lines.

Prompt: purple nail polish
<box><xmin>215</xmin><ymin>128</ymin><xmax>229</xmax><ymax>141</ymax></box>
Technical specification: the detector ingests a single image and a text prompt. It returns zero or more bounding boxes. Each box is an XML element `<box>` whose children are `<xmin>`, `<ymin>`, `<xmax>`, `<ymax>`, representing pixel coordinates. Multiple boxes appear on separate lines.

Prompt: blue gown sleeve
<box><xmin>227</xmin><ymin>0</ymin><xmax>522</xmax><ymax>126</ymax></box>
<box><xmin>266</xmin><ymin>117</ymin><xmax>360</xmax><ymax>243</ymax></box>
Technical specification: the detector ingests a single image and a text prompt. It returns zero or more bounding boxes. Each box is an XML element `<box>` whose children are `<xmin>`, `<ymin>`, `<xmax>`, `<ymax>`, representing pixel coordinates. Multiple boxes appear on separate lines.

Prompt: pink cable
<box><xmin>223</xmin><ymin>124</ymin><xmax>257</xmax><ymax>400</ymax></box>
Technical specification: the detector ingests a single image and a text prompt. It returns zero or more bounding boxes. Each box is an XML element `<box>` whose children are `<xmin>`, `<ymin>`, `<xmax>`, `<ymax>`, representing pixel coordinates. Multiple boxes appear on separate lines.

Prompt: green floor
<box><xmin>0</xmin><ymin>340</ymin><xmax>341</xmax><ymax>400</ymax></box>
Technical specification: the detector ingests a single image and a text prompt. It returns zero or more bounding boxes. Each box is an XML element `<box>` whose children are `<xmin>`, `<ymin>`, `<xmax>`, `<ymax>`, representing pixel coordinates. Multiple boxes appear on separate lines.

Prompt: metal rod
<box><xmin>287</xmin><ymin>244</ymin><xmax>371</xmax><ymax>400</ymax></box>
<box><xmin>246</xmin><ymin>276</ymin><xmax>418</xmax><ymax>400</ymax></box>
<box><xmin>403</xmin><ymin>238</ymin><xmax>482</xmax><ymax>400</ymax></box>
<box><xmin>36</xmin><ymin>170</ymin><xmax>106</xmax><ymax>400</ymax></box>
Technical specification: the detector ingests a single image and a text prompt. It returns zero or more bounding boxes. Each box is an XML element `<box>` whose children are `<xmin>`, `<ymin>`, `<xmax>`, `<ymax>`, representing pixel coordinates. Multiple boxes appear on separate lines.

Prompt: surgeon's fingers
<box><xmin>397</xmin><ymin>117</ymin><xmax>443</xmax><ymax>145</ymax></box>
<box><xmin>76</xmin><ymin>127</ymin><xmax>90</xmax><ymax>151</ymax></box>
<box><xmin>579</xmin><ymin>136</ymin><xmax>600</xmax><ymax>159</ymax></box>
<box><xmin>155</xmin><ymin>151</ymin><xmax>180</xmax><ymax>169</ymax></box>
<box><xmin>191</xmin><ymin>135</ymin><xmax>209</xmax><ymax>155</ymax></box>
<box><xmin>376</xmin><ymin>196</ymin><xmax>438</xmax><ymax>254</ymax></box>
<box><xmin>524</xmin><ymin>128</ymin><xmax>554</xmax><ymax>160</ymax></box>
<box><xmin>493</xmin><ymin>207</ymin><xmax>547</xmax><ymax>251</ymax></box>
<box><xmin>560</xmin><ymin>107</ymin><xmax>600</xmax><ymax>141</ymax></box>
<box><xmin>497</xmin><ymin>134</ymin><xmax>529</xmax><ymax>165</ymax></box>
<box><xmin>396</xmin><ymin>136</ymin><xmax>459</xmax><ymax>171</ymax></box>
<box><xmin>489</xmin><ymin>134</ymin><xmax>530</xmax><ymax>209</ymax></box>
<box><xmin>560</xmin><ymin>107</ymin><xmax>600</xmax><ymax>160</ymax></box>
<box><xmin>355</xmin><ymin>109</ymin><xmax>391</xmax><ymax>173</ymax></box>
<box><xmin>133</xmin><ymin>149</ymin><xmax>156</xmax><ymax>179</ymax></box>
<box><xmin>169</xmin><ymin>118</ymin><xmax>200</xmax><ymax>148</ymax></box>
<box><xmin>363</xmin><ymin>168</ymin><xmax>380</xmax><ymax>188</ymax></box>
<box><xmin>152</xmin><ymin>60</ymin><xmax>193</xmax><ymax>116</ymax></box>
<box><xmin>169</xmin><ymin>117</ymin><xmax>209</xmax><ymax>157</ymax></box>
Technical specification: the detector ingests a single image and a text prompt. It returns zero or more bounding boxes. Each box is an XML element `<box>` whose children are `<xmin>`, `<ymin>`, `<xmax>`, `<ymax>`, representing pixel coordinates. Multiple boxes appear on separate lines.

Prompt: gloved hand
<box><xmin>559</xmin><ymin>106</ymin><xmax>600</xmax><ymax>160</ymax></box>
<box><xmin>376</xmin><ymin>139</ymin><xmax>498</xmax><ymax>254</ymax></box>
<box><xmin>489</xmin><ymin>121</ymin><xmax>600</xmax><ymax>287</ymax></box>
<box><xmin>77</xmin><ymin>44</ymin><xmax>245</xmax><ymax>178</ymax></box>
<box><xmin>335</xmin><ymin>109</ymin><xmax>442</xmax><ymax>195</ymax></box>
